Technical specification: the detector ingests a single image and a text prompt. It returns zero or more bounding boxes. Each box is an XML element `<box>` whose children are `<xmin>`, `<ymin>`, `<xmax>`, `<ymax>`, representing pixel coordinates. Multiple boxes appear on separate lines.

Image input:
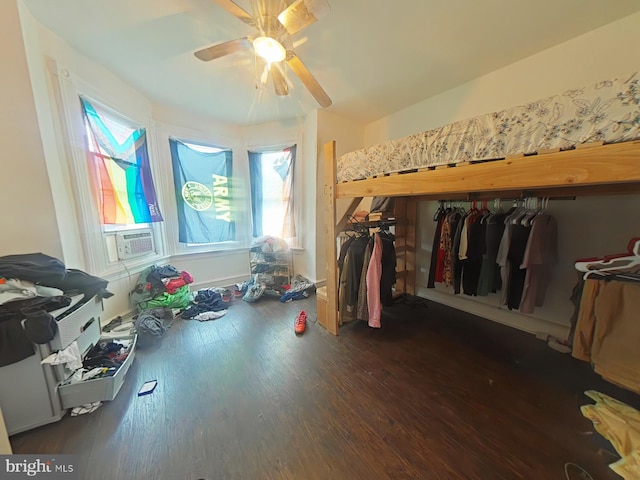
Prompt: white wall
<box><xmin>304</xmin><ymin>110</ymin><xmax>319</xmax><ymax>282</ymax></box>
<box><xmin>18</xmin><ymin>4</ymin><xmax>161</xmax><ymax>320</ymax></box>
<box><xmin>0</xmin><ymin>0</ymin><xmax>62</xmax><ymax>259</ymax></box>
<box><xmin>365</xmin><ymin>12</ymin><xmax>640</xmax><ymax>145</ymax></box>
<box><xmin>316</xmin><ymin>110</ymin><xmax>366</xmax><ymax>284</ymax></box>
<box><xmin>17</xmin><ymin>3</ymin><xmax>316</xmax><ymax>320</ymax></box>
<box><xmin>362</xmin><ymin>11</ymin><xmax>640</xmax><ymax>339</ymax></box>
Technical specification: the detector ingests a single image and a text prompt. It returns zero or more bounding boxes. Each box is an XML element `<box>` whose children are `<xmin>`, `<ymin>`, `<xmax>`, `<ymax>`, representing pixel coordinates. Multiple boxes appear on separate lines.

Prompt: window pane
<box><xmin>260</xmin><ymin>151</ymin><xmax>289</xmax><ymax>238</ymax></box>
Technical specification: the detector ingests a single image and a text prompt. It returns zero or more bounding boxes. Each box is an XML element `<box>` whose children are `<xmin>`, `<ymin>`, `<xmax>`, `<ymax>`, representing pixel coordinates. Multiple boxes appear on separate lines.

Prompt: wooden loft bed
<box><xmin>320</xmin><ymin>139</ymin><xmax>640</xmax><ymax>335</ymax></box>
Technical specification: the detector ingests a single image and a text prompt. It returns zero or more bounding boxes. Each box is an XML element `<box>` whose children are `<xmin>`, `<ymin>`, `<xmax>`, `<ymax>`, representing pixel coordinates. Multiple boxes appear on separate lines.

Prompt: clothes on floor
<box><xmin>581</xmin><ymin>390</ymin><xmax>640</xmax><ymax>479</ymax></box>
<box><xmin>130</xmin><ymin>264</ymin><xmax>193</xmax><ymax>311</ymax></box>
<box><xmin>135</xmin><ymin>308</ymin><xmax>174</xmax><ymax>347</ymax></box>
<box><xmin>71</xmin><ymin>401</ymin><xmax>102</xmax><ymax>416</ymax></box>
<box><xmin>182</xmin><ymin>289</ymin><xmax>228</xmax><ymax>318</ymax></box>
<box><xmin>193</xmin><ymin>310</ymin><xmax>228</xmax><ymax>321</ymax></box>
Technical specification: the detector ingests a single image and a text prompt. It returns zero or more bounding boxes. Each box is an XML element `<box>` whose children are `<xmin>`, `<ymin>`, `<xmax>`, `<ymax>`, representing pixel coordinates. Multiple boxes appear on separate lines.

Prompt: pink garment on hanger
<box><xmin>367</xmin><ymin>233</ymin><xmax>383</xmax><ymax>328</ymax></box>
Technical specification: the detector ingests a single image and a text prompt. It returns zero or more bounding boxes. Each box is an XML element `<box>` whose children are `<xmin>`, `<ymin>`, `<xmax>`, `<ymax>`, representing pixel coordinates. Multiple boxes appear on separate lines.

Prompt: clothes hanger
<box><xmin>575</xmin><ymin>238</ymin><xmax>640</xmax><ymax>279</ymax></box>
<box><xmin>510</xmin><ymin>197</ymin><xmax>529</xmax><ymax>225</ymax></box>
<box><xmin>433</xmin><ymin>200</ymin><xmax>445</xmax><ymax>221</ymax></box>
<box><xmin>504</xmin><ymin>198</ymin><xmax>522</xmax><ymax>224</ymax></box>
<box><xmin>486</xmin><ymin>198</ymin><xmax>506</xmax><ymax>223</ymax></box>
<box><xmin>521</xmin><ymin>197</ymin><xmax>542</xmax><ymax>226</ymax></box>
<box><xmin>575</xmin><ymin>237</ymin><xmax>640</xmax><ymax>266</ymax></box>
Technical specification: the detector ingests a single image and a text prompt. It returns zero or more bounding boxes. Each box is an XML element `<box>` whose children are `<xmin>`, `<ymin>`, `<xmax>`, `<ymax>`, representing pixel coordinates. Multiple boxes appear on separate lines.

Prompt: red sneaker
<box><xmin>295</xmin><ymin>310</ymin><xmax>307</xmax><ymax>334</ymax></box>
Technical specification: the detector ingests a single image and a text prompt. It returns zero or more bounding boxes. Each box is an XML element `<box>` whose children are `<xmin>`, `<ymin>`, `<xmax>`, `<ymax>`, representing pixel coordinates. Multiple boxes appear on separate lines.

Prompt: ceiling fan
<box><xmin>194</xmin><ymin>0</ymin><xmax>332</xmax><ymax>108</ymax></box>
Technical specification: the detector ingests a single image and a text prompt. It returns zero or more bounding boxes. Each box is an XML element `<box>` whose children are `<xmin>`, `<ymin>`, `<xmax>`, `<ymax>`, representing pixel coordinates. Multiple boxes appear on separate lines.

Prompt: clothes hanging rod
<box><xmin>458</xmin><ymin>193</ymin><xmax>576</xmax><ymax>202</ymax></box>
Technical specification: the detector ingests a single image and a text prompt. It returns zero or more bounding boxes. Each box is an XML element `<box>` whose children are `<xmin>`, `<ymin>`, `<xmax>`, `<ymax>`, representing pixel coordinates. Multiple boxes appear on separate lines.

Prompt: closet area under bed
<box><xmin>320</xmin><ymin>72</ymin><xmax>640</xmax><ymax>336</ymax></box>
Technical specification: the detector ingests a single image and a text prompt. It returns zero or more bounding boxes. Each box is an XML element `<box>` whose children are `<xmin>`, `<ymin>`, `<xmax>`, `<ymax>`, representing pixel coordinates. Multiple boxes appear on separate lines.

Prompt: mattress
<box><xmin>337</xmin><ymin>72</ymin><xmax>640</xmax><ymax>182</ymax></box>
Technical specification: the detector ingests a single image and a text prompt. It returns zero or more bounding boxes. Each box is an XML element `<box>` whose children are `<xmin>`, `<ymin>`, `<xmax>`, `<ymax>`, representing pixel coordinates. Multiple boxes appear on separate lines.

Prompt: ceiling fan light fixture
<box><xmin>253</xmin><ymin>36</ymin><xmax>286</xmax><ymax>64</ymax></box>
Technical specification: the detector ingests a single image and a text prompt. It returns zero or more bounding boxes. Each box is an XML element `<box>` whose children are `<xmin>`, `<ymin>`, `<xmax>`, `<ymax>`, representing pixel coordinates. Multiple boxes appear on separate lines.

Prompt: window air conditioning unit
<box><xmin>116</xmin><ymin>229</ymin><xmax>155</xmax><ymax>260</ymax></box>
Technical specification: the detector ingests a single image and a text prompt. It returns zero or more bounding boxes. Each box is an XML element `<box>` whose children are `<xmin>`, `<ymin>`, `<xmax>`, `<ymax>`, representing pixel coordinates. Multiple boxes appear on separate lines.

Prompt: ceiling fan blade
<box><xmin>194</xmin><ymin>37</ymin><xmax>251</xmax><ymax>61</ymax></box>
<box><xmin>271</xmin><ymin>63</ymin><xmax>289</xmax><ymax>96</ymax></box>
<box><xmin>277</xmin><ymin>0</ymin><xmax>330</xmax><ymax>35</ymax></box>
<box><xmin>212</xmin><ymin>0</ymin><xmax>256</xmax><ymax>27</ymax></box>
<box><xmin>286</xmin><ymin>51</ymin><xmax>331</xmax><ymax>107</ymax></box>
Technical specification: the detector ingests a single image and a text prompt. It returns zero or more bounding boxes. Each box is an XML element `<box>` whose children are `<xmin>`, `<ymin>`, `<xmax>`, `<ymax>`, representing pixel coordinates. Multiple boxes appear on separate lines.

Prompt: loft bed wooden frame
<box><xmin>320</xmin><ymin>139</ymin><xmax>640</xmax><ymax>335</ymax></box>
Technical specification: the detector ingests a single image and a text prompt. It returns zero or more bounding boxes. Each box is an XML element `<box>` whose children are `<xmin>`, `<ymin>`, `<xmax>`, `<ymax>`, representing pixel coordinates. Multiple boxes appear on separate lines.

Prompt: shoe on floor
<box><xmin>295</xmin><ymin>310</ymin><xmax>307</xmax><ymax>334</ymax></box>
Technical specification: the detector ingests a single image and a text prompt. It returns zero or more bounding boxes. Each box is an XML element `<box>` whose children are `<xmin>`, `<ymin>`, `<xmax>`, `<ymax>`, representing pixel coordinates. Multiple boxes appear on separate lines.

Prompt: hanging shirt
<box><xmin>452</xmin><ymin>212</ymin><xmax>468</xmax><ymax>294</ymax></box>
<box><xmin>506</xmin><ymin>223</ymin><xmax>532</xmax><ymax>310</ymax></box>
<box><xmin>367</xmin><ymin>234</ymin><xmax>383</xmax><ymax>328</ymax></box>
<box><xmin>519</xmin><ymin>214</ymin><xmax>558</xmax><ymax>314</ymax></box>
<box><xmin>477</xmin><ymin>213</ymin><xmax>507</xmax><ymax>296</ymax></box>
<box><xmin>573</xmin><ymin>279</ymin><xmax>640</xmax><ymax>394</ymax></box>
<box><xmin>379</xmin><ymin>231</ymin><xmax>397</xmax><ymax>307</ymax></box>
<box><xmin>496</xmin><ymin>222</ymin><xmax>514</xmax><ymax>306</ymax></box>
<box><xmin>427</xmin><ymin>209</ymin><xmax>447</xmax><ymax>288</ymax></box>
<box><xmin>458</xmin><ymin>215</ymin><xmax>471</xmax><ymax>260</ymax></box>
<box><xmin>462</xmin><ymin>213</ymin><xmax>485</xmax><ymax>296</ymax></box>
<box><xmin>435</xmin><ymin>214</ymin><xmax>449</xmax><ymax>283</ymax></box>
<box><xmin>356</xmin><ymin>239</ymin><xmax>373</xmax><ymax>322</ymax></box>
<box><xmin>345</xmin><ymin>237</ymin><xmax>369</xmax><ymax>308</ymax></box>
<box><xmin>443</xmin><ymin>211</ymin><xmax>462</xmax><ymax>287</ymax></box>
<box><xmin>338</xmin><ymin>250</ymin><xmax>354</xmax><ymax>326</ymax></box>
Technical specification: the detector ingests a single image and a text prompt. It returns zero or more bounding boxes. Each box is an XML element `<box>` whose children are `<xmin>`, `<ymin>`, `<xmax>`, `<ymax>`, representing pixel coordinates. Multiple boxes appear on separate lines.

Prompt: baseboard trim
<box><xmin>416</xmin><ymin>287</ymin><xmax>570</xmax><ymax>341</ymax></box>
<box><xmin>191</xmin><ymin>274</ymin><xmax>250</xmax><ymax>290</ymax></box>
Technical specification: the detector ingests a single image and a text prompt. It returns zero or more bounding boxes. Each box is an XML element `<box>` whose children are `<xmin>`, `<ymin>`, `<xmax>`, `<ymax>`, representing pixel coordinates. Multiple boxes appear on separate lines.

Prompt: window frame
<box><xmin>56</xmin><ymin>70</ymin><xmax>167</xmax><ymax>276</ymax></box>
<box><xmin>154</xmin><ymin>123</ymin><xmax>250</xmax><ymax>256</ymax></box>
<box><xmin>247</xmin><ymin>143</ymin><xmax>302</xmax><ymax>250</ymax></box>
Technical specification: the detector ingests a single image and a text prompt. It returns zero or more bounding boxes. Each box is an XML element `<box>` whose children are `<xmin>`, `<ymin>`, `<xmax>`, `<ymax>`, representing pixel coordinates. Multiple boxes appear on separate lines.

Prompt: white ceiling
<box><xmin>22</xmin><ymin>0</ymin><xmax>640</xmax><ymax>126</ymax></box>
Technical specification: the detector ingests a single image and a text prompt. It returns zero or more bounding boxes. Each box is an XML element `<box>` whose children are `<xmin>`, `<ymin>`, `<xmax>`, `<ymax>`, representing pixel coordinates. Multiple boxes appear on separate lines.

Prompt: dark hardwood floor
<box><xmin>9</xmin><ymin>294</ymin><xmax>630</xmax><ymax>480</ymax></box>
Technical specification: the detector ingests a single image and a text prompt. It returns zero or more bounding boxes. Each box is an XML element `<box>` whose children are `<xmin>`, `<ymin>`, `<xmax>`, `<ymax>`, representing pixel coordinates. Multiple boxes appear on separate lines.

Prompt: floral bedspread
<box><xmin>337</xmin><ymin>72</ymin><xmax>640</xmax><ymax>182</ymax></box>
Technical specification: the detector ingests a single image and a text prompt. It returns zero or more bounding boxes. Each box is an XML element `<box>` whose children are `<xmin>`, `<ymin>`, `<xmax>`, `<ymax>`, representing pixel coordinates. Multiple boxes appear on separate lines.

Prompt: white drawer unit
<box><xmin>0</xmin><ymin>294</ymin><xmax>130</xmax><ymax>435</ymax></box>
<box><xmin>51</xmin><ymin>295</ymin><xmax>103</xmax><ymax>351</ymax></box>
<box><xmin>49</xmin><ymin>317</ymin><xmax>102</xmax><ymax>384</ymax></box>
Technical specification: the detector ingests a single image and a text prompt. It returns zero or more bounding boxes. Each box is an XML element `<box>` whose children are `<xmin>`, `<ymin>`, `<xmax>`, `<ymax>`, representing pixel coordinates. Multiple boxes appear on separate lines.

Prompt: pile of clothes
<box><xmin>181</xmin><ymin>289</ymin><xmax>230</xmax><ymax>321</ymax></box>
<box><xmin>239</xmin><ymin>274</ymin><xmax>315</xmax><ymax>303</ymax></box>
<box><xmin>81</xmin><ymin>339</ymin><xmax>132</xmax><ymax>376</ymax></box>
<box><xmin>134</xmin><ymin>307</ymin><xmax>174</xmax><ymax>347</ymax></box>
<box><xmin>0</xmin><ymin>253</ymin><xmax>112</xmax><ymax>367</ymax></box>
<box><xmin>130</xmin><ymin>264</ymin><xmax>193</xmax><ymax>312</ymax></box>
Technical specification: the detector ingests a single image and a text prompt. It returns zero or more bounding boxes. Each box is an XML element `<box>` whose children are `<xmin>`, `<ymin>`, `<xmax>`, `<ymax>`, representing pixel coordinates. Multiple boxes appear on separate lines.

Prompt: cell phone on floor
<box><xmin>137</xmin><ymin>380</ymin><xmax>157</xmax><ymax>396</ymax></box>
